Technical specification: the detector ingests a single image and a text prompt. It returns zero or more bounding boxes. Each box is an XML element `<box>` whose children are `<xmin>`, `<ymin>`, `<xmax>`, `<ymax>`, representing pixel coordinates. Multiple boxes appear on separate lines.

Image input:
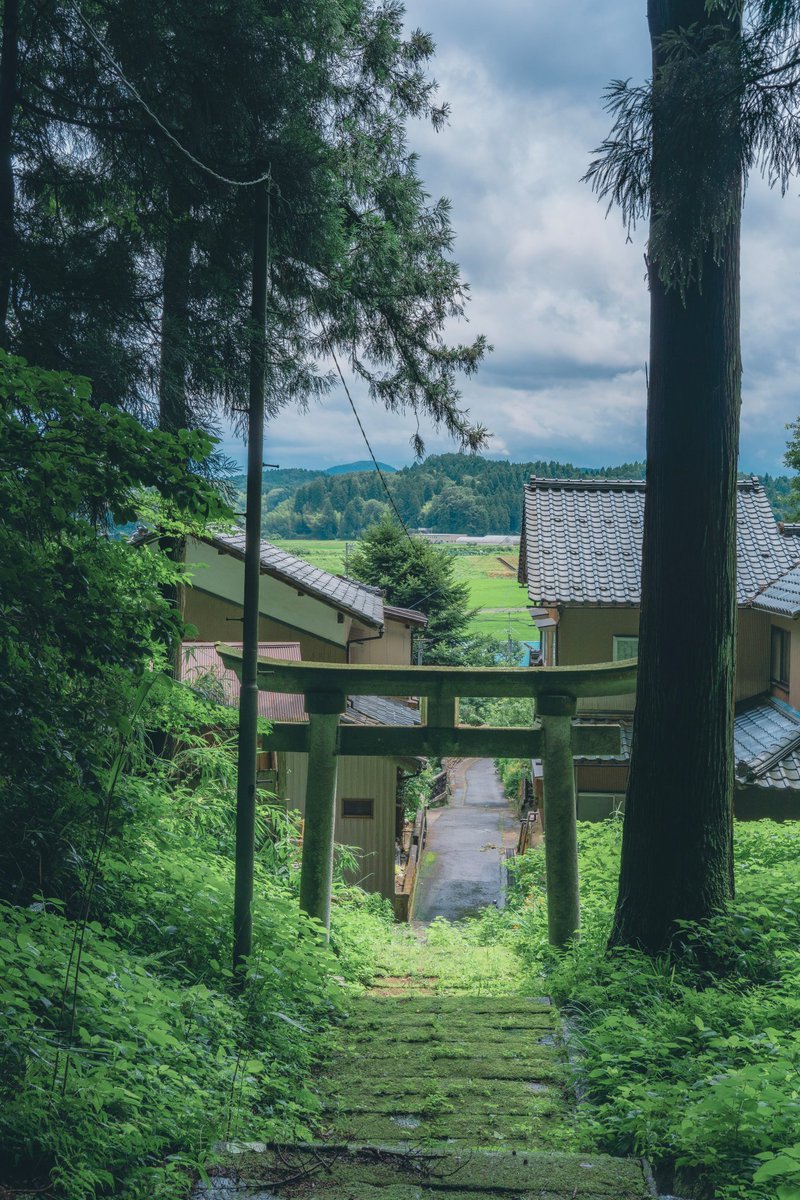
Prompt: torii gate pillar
<box><xmin>298</xmin><ymin>690</ymin><xmax>346</xmax><ymax>935</ymax></box>
<box><xmin>538</xmin><ymin>693</ymin><xmax>580</xmax><ymax>947</ymax></box>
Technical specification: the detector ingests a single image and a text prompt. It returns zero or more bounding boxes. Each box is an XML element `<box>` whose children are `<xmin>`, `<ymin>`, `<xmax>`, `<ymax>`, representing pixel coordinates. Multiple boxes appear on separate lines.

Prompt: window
<box><xmin>771</xmin><ymin>626</ymin><xmax>791</xmax><ymax>689</ymax></box>
<box><xmin>612</xmin><ymin>635</ymin><xmax>639</xmax><ymax>662</ymax></box>
<box><xmin>342</xmin><ymin>797</ymin><xmax>374</xmax><ymax>819</ymax></box>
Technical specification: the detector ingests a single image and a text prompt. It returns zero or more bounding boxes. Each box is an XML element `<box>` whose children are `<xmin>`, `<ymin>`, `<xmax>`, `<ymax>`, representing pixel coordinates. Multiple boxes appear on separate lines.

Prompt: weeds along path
<box><xmin>201</xmin><ymin>922</ymin><xmax>650</xmax><ymax>1199</ymax></box>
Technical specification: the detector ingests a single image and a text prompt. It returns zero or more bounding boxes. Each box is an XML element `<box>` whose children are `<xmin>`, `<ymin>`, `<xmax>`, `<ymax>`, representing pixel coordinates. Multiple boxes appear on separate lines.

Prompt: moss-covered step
<box><xmin>198</xmin><ymin>1145</ymin><xmax>650</xmax><ymax>1199</ymax></box>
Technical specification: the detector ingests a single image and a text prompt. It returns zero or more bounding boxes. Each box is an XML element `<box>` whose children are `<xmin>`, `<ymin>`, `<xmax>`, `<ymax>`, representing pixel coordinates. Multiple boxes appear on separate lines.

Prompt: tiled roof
<box><xmin>384</xmin><ymin>604</ymin><xmax>428</xmax><ymax>627</ymax></box>
<box><xmin>179</xmin><ymin>642</ymin><xmax>306</xmax><ymax>722</ymax></box>
<box><xmin>752</xmin><ymin>563</ymin><xmax>800</xmax><ymax>618</ymax></box>
<box><xmin>734</xmin><ymin>698</ymin><xmax>800</xmax><ymax>790</ymax></box>
<box><xmin>569</xmin><ymin>697</ymin><xmax>800</xmax><ymax>791</ymax></box>
<box><xmin>572</xmin><ymin>716</ymin><xmax>633</xmax><ymax>764</ymax></box>
<box><xmin>208</xmin><ymin>532</ymin><xmax>385</xmax><ymax>628</ymax></box>
<box><xmin>343</xmin><ymin>696</ymin><xmax>422</xmax><ymax>727</ymax></box>
<box><xmin>519</xmin><ymin>476</ymin><xmax>798</xmax><ymax>607</ymax></box>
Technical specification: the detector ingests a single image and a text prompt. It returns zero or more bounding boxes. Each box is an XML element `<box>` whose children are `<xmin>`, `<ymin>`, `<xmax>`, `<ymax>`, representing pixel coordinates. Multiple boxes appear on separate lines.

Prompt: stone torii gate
<box><xmin>217</xmin><ymin>647</ymin><xmax>637</xmax><ymax>951</ymax></box>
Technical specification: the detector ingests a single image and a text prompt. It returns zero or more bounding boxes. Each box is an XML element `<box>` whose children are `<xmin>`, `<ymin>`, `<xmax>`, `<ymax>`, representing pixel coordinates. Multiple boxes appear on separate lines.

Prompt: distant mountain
<box><xmin>229</xmin><ymin>453</ymin><xmax>797</xmax><ymax>541</ymax></box>
<box><xmin>325</xmin><ymin>460</ymin><xmax>397</xmax><ymax>475</ymax></box>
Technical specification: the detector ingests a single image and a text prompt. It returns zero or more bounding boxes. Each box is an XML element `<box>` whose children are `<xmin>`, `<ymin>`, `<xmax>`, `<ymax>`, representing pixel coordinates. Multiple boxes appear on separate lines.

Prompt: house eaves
<box><xmin>206</xmin><ymin>531</ymin><xmax>385</xmax><ymax>629</ymax></box>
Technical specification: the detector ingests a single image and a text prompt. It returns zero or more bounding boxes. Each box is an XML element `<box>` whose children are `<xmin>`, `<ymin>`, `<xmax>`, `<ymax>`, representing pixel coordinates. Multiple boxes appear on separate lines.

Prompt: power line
<box><xmin>308</xmin><ymin>292</ymin><xmax>416</xmax><ymax>549</ymax></box>
<box><xmin>67</xmin><ymin>1</ymin><xmax>273</xmax><ymax>189</ymax></box>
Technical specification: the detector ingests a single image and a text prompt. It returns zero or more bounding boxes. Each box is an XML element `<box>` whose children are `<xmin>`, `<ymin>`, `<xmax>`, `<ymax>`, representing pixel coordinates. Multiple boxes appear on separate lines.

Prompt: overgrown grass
<box><xmin>506</xmin><ymin>820</ymin><xmax>800</xmax><ymax>1200</ymax></box>
<box><xmin>0</xmin><ymin>682</ymin><xmax>393</xmax><ymax>1200</ymax></box>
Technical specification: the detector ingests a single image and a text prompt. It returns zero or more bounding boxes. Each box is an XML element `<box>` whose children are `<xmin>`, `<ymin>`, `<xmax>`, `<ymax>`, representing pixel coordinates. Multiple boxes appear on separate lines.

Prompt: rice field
<box><xmin>273</xmin><ymin>539</ymin><xmax>537</xmax><ymax>644</ymax></box>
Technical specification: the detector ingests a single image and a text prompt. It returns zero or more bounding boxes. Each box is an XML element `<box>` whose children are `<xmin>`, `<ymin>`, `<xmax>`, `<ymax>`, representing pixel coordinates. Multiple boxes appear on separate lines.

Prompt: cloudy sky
<box><xmin>223</xmin><ymin>2</ymin><xmax>800</xmax><ymax>474</ymax></box>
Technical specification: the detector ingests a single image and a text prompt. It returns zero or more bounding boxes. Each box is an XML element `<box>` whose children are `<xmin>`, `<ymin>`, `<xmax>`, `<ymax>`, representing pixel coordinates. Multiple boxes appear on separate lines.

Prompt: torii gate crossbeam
<box><xmin>217</xmin><ymin>646</ymin><xmax>637</xmax><ymax>953</ymax></box>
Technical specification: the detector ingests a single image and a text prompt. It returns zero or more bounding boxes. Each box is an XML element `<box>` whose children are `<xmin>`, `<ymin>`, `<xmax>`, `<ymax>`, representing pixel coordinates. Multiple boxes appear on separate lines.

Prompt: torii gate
<box><xmin>217</xmin><ymin>647</ymin><xmax>637</xmax><ymax>951</ymax></box>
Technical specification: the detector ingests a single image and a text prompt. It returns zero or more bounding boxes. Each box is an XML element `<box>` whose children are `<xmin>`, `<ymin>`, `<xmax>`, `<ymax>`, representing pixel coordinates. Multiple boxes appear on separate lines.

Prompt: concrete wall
<box><xmin>280</xmin><ymin>751</ymin><xmax>398</xmax><ymax>900</ymax></box>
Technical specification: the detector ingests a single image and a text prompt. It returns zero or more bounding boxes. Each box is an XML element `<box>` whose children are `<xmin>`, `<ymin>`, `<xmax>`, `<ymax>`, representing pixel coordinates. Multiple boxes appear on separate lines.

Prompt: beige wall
<box><xmin>765</xmin><ymin>612</ymin><xmax>800</xmax><ymax>710</ymax></box>
<box><xmin>349</xmin><ymin>615</ymin><xmax>412</xmax><ymax>666</ymax></box>
<box><xmin>185</xmin><ymin>537</ymin><xmax>350</xmax><ymax>649</ymax></box>
<box><xmin>736</xmin><ymin>609</ymin><xmax>770</xmax><ymax>702</ymax></box>
<box><xmin>561</xmin><ymin>605</ymin><xmax>776</xmax><ymax>711</ymax></box>
<box><xmin>558</xmin><ymin>608</ymin><xmax>639</xmax><ymax>713</ymax></box>
<box><xmin>184</xmin><ymin>587</ymin><xmax>346</xmax><ymax>662</ymax></box>
<box><xmin>279</xmin><ymin>751</ymin><xmax>398</xmax><ymax>900</ymax></box>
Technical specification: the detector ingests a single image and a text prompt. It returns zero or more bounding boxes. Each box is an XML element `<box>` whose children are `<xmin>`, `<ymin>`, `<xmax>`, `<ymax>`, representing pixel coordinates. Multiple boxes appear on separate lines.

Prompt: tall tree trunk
<box><xmin>158</xmin><ymin>183</ymin><xmax>193</xmax><ymax>673</ymax></box>
<box><xmin>610</xmin><ymin>0</ymin><xmax>741</xmax><ymax>954</ymax></box>
<box><xmin>0</xmin><ymin>0</ymin><xmax>19</xmax><ymax>347</ymax></box>
<box><xmin>158</xmin><ymin>183</ymin><xmax>192</xmax><ymax>433</ymax></box>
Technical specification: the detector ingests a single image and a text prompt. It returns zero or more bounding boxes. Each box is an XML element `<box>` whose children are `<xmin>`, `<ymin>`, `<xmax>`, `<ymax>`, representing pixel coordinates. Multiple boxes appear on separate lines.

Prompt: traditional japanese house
<box><xmin>518</xmin><ymin>475</ymin><xmax>800</xmax><ymax>819</ymax></box>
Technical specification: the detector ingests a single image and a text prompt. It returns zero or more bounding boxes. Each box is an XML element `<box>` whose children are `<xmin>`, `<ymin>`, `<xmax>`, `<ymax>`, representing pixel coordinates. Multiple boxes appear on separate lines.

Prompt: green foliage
<box><xmin>0</xmin><ymin>352</ymin><xmax>227</xmax><ymax>904</ymax></box>
<box><xmin>257</xmin><ymin>453</ymin><xmax>649</xmax><ymax>539</ymax></box>
<box><xmin>347</xmin><ymin>518</ymin><xmax>473</xmax><ymax>661</ymax></box>
<box><xmin>0</xmin><ymin>672</ymin><xmax>391</xmax><ymax>1198</ymax></box>
<box><xmin>507</xmin><ymin>820</ymin><xmax>800</xmax><ymax>1200</ymax></box>
<box><xmin>398</xmin><ymin>761</ymin><xmax>439</xmax><ymax>821</ymax></box>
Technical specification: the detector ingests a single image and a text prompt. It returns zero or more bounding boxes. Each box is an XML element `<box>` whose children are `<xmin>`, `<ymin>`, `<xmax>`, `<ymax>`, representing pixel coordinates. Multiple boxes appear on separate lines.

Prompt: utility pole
<box><xmin>233</xmin><ymin>181</ymin><xmax>270</xmax><ymax>979</ymax></box>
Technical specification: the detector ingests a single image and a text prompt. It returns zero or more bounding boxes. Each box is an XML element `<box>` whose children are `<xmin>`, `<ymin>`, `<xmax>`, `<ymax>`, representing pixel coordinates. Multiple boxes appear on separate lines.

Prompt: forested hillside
<box><xmin>248</xmin><ymin>455</ymin><xmax>796</xmax><ymax>539</ymax></box>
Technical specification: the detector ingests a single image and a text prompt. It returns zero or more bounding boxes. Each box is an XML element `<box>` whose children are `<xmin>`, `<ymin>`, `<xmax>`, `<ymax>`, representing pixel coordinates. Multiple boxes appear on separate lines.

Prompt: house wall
<box><xmin>185</xmin><ymin>587</ymin><xmax>347</xmax><ymax>662</ymax></box>
<box><xmin>765</xmin><ymin>612</ymin><xmax>800</xmax><ymax>710</ymax></box>
<box><xmin>279</xmin><ymin>750</ymin><xmax>397</xmax><ymax>900</ymax></box>
<box><xmin>560</xmin><ymin>604</ymin><xmax>773</xmax><ymax>710</ymax></box>
<box><xmin>184</xmin><ymin>538</ymin><xmax>350</xmax><ymax>651</ymax></box>
<box><xmin>350</xmin><ymin>616</ymin><xmax>413</xmax><ymax>665</ymax></box>
<box><xmin>558</xmin><ymin>608</ymin><xmax>639</xmax><ymax>713</ymax></box>
<box><xmin>734</xmin><ymin>783</ymin><xmax>800</xmax><ymax>821</ymax></box>
<box><xmin>736</xmin><ymin>609</ymin><xmax>771</xmax><ymax>702</ymax></box>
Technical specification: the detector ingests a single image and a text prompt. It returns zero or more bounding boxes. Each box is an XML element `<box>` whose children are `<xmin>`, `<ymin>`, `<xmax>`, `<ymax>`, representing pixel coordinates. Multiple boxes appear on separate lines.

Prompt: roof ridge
<box><xmin>526</xmin><ymin>476</ymin><xmax>645</xmax><ymax>491</ymax></box>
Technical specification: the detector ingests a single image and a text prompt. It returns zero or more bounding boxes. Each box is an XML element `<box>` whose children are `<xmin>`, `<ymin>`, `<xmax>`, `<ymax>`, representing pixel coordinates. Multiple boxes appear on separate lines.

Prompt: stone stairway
<box><xmin>199</xmin><ymin>956</ymin><xmax>651</xmax><ymax>1200</ymax></box>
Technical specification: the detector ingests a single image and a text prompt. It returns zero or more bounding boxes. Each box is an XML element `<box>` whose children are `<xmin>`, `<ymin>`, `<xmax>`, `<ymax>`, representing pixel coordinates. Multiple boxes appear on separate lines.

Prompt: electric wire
<box><xmin>67</xmin><ymin>0</ymin><xmax>273</xmax><ymax>189</ymax></box>
<box><xmin>308</xmin><ymin>293</ymin><xmax>416</xmax><ymax>550</ymax></box>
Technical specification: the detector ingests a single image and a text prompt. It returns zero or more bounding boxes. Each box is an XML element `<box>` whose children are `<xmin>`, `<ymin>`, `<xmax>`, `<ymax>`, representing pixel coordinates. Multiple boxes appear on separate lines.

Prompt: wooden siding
<box><xmin>280</xmin><ymin>751</ymin><xmax>397</xmax><ymax>901</ymax></box>
<box><xmin>575</xmin><ymin>764</ymin><xmax>629</xmax><ymax>793</ymax></box>
<box><xmin>765</xmin><ymin>612</ymin><xmax>800</xmax><ymax>710</ymax></box>
<box><xmin>736</xmin><ymin>609</ymin><xmax>771</xmax><ymax>701</ymax></box>
<box><xmin>558</xmin><ymin>608</ymin><xmax>638</xmax><ymax>713</ymax></box>
<box><xmin>185</xmin><ymin>588</ymin><xmax>346</xmax><ymax>662</ymax></box>
<box><xmin>351</xmin><ymin>615</ymin><xmax>413</xmax><ymax>665</ymax></box>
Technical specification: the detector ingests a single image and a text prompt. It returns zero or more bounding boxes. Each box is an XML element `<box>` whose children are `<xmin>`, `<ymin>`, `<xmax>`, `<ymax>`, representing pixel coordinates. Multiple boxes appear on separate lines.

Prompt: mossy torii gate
<box><xmin>218</xmin><ymin>647</ymin><xmax>637</xmax><ymax>952</ymax></box>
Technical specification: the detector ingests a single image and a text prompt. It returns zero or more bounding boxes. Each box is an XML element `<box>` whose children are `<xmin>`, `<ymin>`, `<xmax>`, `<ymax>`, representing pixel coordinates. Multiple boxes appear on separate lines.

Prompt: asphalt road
<box><xmin>412</xmin><ymin>758</ymin><xmax>517</xmax><ymax>923</ymax></box>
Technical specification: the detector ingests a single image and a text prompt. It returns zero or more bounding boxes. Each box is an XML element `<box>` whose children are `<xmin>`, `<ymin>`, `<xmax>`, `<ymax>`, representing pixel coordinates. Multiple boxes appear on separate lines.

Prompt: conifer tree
<box><xmin>587</xmin><ymin>0</ymin><xmax>800</xmax><ymax>952</ymax></box>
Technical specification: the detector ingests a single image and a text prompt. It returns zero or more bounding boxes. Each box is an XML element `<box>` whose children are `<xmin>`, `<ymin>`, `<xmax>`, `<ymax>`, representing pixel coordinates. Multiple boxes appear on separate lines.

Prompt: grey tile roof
<box><xmin>209</xmin><ymin>532</ymin><xmax>385</xmax><ymax>628</ymax></box>
<box><xmin>752</xmin><ymin>563</ymin><xmax>800</xmax><ymax>618</ymax></box>
<box><xmin>384</xmin><ymin>604</ymin><xmax>428</xmax><ymax>627</ymax></box>
<box><xmin>520</xmin><ymin>476</ymin><xmax>798</xmax><ymax>607</ymax></box>
<box><xmin>572</xmin><ymin>715</ymin><xmax>633</xmax><ymax>764</ymax></box>
<box><xmin>734</xmin><ymin>697</ymin><xmax>800</xmax><ymax>790</ymax></box>
<box><xmin>343</xmin><ymin>696</ymin><xmax>422</xmax><ymax>727</ymax></box>
<box><xmin>179</xmin><ymin>641</ymin><xmax>306</xmax><ymax>722</ymax></box>
<box><xmin>570</xmin><ymin>697</ymin><xmax>800</xmax><ymax>791</ymax></box>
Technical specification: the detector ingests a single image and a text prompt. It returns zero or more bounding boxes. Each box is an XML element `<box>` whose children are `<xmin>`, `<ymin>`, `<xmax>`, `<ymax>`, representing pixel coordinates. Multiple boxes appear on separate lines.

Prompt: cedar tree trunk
<box><xmin>158</xmin><ymin>183</ymin><xmax>192</xmax><ymax>433</ymax></box>
<box><xmin>158</xmin><ymin>183</ymin><xmax>193</xmax><ymax>671</ymax></box>
<box><xmin>610</xmin><ymin>0</ymin><xmax>741</xmax><ymax>953</ymax></box>
<box><xmin>0</xmin><ymin>0</ymin><xmax>18</xmax><ymax>346</ymax></box>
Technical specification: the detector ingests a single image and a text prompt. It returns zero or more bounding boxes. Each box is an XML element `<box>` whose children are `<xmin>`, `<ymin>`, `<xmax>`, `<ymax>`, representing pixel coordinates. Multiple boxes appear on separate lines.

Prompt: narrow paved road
<box><xmin>412</xmin><ymin>757</ymin><xmax>517</xmax><ymax>922</ymax></box>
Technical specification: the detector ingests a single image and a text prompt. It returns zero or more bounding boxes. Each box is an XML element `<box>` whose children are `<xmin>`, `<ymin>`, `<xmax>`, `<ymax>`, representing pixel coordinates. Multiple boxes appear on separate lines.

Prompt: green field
<box><xmin>273</xmin><ymin>539</ymin><xmax>537</xmax><ymax>644</ymax></box>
